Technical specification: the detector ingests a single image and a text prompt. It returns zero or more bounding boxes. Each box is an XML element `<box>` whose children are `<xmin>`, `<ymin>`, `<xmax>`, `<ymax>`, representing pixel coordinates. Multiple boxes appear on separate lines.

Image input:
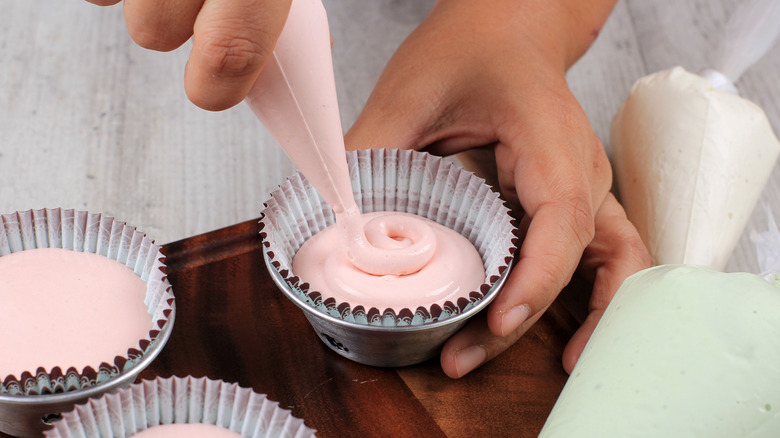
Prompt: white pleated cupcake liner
<box><xmin>260</xmin><ymin>148</ymin><xmax>517</xmax><ymax>326</ymax></box>
<box><xmin>0</xmin><ymin>208</ymin><xmax>174</xmax><ymax>396</ymax></box>
<box><xmin>43</xmin><ymin>376</ymin><xmax>316</xmax><ymax>438</ymax></box>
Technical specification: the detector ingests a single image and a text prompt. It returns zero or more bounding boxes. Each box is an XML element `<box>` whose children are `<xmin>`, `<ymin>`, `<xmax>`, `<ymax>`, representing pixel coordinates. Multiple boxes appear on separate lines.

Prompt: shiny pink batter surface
<box><xmin>132</xmin><ymin>424</ymin><xmax>243</xmax><ymax>438</ymax></box>
<box><xmin>249</xmin><ymin>0</ymin><xmax>485</xmax><ymax>310</ymax></box>
<box><xmin>0</xmin><ymin>248</ymin><xmax>151</xmax><ymax>377</ymax></box>
<box><xmin>293</xmin><ymin>211</ymin><xmax>485</xmax><ymax>309</ymax></box>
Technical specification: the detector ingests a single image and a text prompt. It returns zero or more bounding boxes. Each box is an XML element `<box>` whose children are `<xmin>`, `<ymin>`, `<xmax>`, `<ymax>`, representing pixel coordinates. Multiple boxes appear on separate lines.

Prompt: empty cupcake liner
<box><xmin>44</xmin><ymin>376</ymin><xmax>316</xmax><ymax>438</ymax></box>
<box><xmin>0</xmin><ymin>208</ymin><xmax>175</xmax><ymax>396</ymax></box>
<box><xmin>260</xmin><ymin>148</ymin><xmax>517</xmax><ymax>326</ymax></box>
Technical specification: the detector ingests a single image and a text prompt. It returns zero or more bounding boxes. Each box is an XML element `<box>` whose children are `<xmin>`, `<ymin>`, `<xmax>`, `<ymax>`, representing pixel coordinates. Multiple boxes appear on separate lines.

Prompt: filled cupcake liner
<box><xmin>0</xmin><ymin>208</ymin><xmax>175</xmax><ymax>396</ymax></box>
<box><xmin>44</xmin><ymin>376</ymin><xmax>316</xmax><ymax>438</ymax></box>
<box><xmin>259</xmin><ymin>148</ymin><xmax>517</xmax><ymax>326</ymax></box>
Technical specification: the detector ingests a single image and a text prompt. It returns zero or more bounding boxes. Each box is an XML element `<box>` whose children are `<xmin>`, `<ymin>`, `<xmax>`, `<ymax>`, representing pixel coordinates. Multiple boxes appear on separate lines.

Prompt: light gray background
<box><xmin>1</xmin><ymin>0</ymin><xmax>778</xmax><ymax>273</ymax></box>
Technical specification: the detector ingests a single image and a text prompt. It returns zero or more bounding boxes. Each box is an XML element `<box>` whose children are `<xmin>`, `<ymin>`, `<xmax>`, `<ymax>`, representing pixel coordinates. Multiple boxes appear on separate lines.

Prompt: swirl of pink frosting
<box><xmin>293</xmin><ymin>211</ymin><xmax>485</xmax><ymax>309</ymax></box>
<box><xmin>335</xmin><ymin>205</ymin><xmax>436</xmax><ymax>276</ymax></box>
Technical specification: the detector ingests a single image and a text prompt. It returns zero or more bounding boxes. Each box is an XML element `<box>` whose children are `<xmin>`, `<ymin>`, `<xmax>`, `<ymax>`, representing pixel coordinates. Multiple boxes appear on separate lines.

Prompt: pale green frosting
<box><xmin>540</xmin><ymin>265</ymin><xmax>780</xmax><ymax>437</ymax></box>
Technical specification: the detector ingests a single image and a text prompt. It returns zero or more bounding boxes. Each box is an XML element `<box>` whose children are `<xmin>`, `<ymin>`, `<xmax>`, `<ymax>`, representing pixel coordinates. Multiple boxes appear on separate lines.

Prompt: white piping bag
<box><xmin>610</xmin><ymin>0</ymin><xmax>780</xmax><ymax>270</ymax></box>
<box><xmin>714</xmin><ymin>0</ymin><xmax>780</xmax><ymax>85</ymax></box>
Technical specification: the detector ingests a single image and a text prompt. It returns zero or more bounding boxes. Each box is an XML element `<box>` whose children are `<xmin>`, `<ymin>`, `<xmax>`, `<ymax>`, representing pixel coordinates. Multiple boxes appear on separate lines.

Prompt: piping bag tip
<box><xmin>698</xmin><ymin>69</ymin><xmax>739</xmax><ymax>94</ymax></box>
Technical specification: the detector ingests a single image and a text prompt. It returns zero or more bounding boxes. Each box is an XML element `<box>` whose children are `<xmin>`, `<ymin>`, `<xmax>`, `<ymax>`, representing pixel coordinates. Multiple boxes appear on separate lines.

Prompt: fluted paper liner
<box><xmin>44</xmin><ymin>376</ymin><xmax>316</xmax><ymax>437</ymax></box>
<box><xmin>260</xmin><ymin>148</ymin><xmax>517</xmax><ymax>326</ymax></box>
<box><xmin>0</xmin><ymin>208</ymin><xmax>175</xmax><ymax>396</ymax></box>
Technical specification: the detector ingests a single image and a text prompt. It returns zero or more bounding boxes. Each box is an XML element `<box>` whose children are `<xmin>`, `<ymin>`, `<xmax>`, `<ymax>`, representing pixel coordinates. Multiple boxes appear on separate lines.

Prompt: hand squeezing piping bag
<box><xmin>610</xmin><ymin>0</ymin><xmax>780</xmax><ymax>270</ymax></box>
<box><xmin>245</xmin><ymin>0</ymin><xmax>435</xmax><ymax>276</ymax></box>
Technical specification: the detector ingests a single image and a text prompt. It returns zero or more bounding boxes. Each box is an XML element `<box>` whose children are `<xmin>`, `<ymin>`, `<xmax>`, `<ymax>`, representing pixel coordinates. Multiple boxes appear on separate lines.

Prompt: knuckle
<box><xmin>521</xmin><ymin>251</ymin><xmax>573</xmax><ymax>302</ymax></box>
<box><xmin>538</xmin><ymin>260</ymin><xmax>571</xmax><ymax>293</ymax></box>
<box><xmin>625</xmin><ymin>231</ymin><xmax>652</xmax><ymax>268</ymax></box>
<box><xmin>590</xmin><ymin>137</ymin><xmax>611</xmax><ymax>175</ymax></box>
<box><xmin>197</xmin><ymin>30</ymin><xmax>268</xmax><ymax>78</ymax></box>
<box><xmin>590</xmin><ymin>143</ymin><xmax>613</xmax><ymax>195</ymax></box>
<box><xmin>605</xmin><ymin>216</ymin><xmax>652</xmax><ymax>269</ymax></box>
<box><xmin>561</xmin><ymin>195</ymin><xmax>596</xmax><ymax>250</ymax></box>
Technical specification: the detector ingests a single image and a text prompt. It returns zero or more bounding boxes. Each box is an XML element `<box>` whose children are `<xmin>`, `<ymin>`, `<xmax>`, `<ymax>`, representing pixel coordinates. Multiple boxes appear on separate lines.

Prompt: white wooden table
<box><xmin>1</xmin><ymin>0</ymin><xmax>778</xmax><ymax>273</ymax></box>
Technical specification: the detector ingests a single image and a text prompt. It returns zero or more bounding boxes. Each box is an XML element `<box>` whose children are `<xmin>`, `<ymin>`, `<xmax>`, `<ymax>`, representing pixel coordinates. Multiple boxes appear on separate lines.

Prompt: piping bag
<box><xmin>610</xmin><ymin>0</ymin><xmax>780</xmax><ymax>270</ymax></box>
<box><xmin>540</xmin><ymin>1</ymin><xmax>780</xmax><ymax>436</ymax></box>
<box><xmin>245</xmin><ymin>0</ymin><xmax>435</xmax><ymax>276</ymax></box>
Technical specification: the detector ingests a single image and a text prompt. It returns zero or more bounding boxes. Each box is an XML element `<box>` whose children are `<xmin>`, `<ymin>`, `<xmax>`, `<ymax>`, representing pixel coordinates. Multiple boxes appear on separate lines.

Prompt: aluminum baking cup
<box><xmin>44</xmin><ymin>376</ymin><xmax>315</xmax><ymax>438</ymax></box>
<box><xmin>0</xmin><ymin>208</ymin><xmax>175</xmax><ymax>437</ymax></box>
<box><xmin>260</xmin><ymin>149</ymin><xmax>516</xmax><ymax>366</ymax></box>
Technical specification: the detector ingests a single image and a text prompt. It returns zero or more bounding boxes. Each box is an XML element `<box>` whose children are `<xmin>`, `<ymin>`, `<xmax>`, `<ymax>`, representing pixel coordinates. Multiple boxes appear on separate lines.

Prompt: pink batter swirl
<box><xmin>336</xmin><ymin>205</ymin><xmax>437</xmax><ymax>276</ymax></box>
<box><xmin>293</xmin><ymin>211</ymin><xmax>485</xmax><ymax>309</ymax></box>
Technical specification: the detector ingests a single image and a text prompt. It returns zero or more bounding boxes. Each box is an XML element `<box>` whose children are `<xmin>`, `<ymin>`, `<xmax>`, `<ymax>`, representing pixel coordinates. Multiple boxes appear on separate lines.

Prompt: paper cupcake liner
<box><xmin>0</xmin><ymin>208</ymin><xmax>175</xmax><ymax>396</ymax></box>
<box><xmin>260</xmin><ymin>148</ymin><xmax>517</xmax><ymax>326</ymax></box>
<box><xmin>44</xmin><ymin>376</ymin><xmax>316</xmax><ymax>438</ymax></box>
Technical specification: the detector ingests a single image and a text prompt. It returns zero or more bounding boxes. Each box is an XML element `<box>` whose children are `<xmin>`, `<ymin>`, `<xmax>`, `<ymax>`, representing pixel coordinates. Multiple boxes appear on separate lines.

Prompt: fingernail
<box><xmin>501</xmin><ymin>304</ymin><xmax>531</xmax><ymax>336</ymax></box>
<box><xmin>454</xmin><ymin>345</ymin><xmax>487</xmax><ymax>377</ymax></box>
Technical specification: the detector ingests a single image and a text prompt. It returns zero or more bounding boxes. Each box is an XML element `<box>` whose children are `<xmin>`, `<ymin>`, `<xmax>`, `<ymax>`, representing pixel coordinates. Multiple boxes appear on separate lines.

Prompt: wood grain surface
<box><xmin>136</xmin><ymin>219</ymin><xmax>578</xmax><ymax>438</ymax></box>
<box><xmin>0</xmin><ymin>219</ymin><xmax>577</xmax><ymax>437</ymax></box>
<box><xmin>144</xmin><ymin>220</ymin><xmax>447</xmax><ymax>437</ymax></box>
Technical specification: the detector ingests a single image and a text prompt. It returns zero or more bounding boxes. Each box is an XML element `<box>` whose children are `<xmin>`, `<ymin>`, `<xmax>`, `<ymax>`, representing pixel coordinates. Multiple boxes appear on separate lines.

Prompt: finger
<box><xmin>440</xmin><ymin>304</ymin><xmax>548</xmax><ymax>379</ymax></box>
<box><xmin>123</xmin><ymin>0</ymin><xmax>203</xmax><ymax>51</ymax></box>
<box><xmin>85</xmin><ymin>0</ymin><xmax>122</xmax><ymax>6</ymax></box>
<box><xmin>561</xmin><ymin>193</ymin><xmax>651</xmax><ymax>373</ymax></box>
<box><xmin>185</xmin><ymin>0</ymin><xmax>292</xmax><ymax>111</ymax></box>
<box><xmin>487</xmin><ymin>148</ymin><xmax>599</xmax><ymax>338</ymax></box>
<box><xmin>486</xmin><ymin>96</ymin><xmax>612</xmax><ymax>338</ymax></box>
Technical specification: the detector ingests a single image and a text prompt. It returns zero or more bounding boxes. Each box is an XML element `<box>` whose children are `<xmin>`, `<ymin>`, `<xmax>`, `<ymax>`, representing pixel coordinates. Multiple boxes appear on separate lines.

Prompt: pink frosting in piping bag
<box><xmin>246</xmin><ymin>0</ymin><xmax>484</xmax><ymax>300</ymax></box>
<box><xmin>245</xmin><ymin>0</ymin><xmax>439</xmax><ymax>276</ymax></box>
<box><xmin>245</xmin><ymin>0</ymin><xmax>351</xmax><ymax>216</ymax></box>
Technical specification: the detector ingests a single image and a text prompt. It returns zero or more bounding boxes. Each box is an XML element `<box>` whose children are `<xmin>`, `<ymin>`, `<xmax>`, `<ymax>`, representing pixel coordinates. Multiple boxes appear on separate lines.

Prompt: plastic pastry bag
<box><xmin>610</xmin><ymin>0</ymin><xmax>780</xmax><ymax>270</ymax></box>
<box><xmin>538</xmin><ymin>5</ymin><xmax>780</xmax><ymax>434</ymax></box>
<box><xmin>539</xmin><ymin>211</ymin><xmax>780</xmax><ymax>437</ymax></box>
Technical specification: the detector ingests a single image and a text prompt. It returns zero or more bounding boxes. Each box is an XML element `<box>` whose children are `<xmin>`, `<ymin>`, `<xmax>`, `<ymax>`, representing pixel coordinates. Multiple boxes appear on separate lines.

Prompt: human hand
<box><xmin>84</xmin><ymin>0</ymin><xmax>292</xmax><ymax>111</ymax></box>
<box><xmin>344</xmin><ymin>0</ymin><xmax>651</xmax><ymax>377</ymax></box>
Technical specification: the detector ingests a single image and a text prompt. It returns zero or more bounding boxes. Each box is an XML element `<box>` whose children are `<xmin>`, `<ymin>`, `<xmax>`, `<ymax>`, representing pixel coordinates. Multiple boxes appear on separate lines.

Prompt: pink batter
<box><xmin>247</xmin><ymin>0</ymin><xmax>485</xmax><ymax>307</ymax></box>
<box><xmin>293</xmin><ymin>211</ymin><xmax>484</xmax><ymax>309</ymax></box>
<box><xmin>0</xmin><ymin>248</ymin><xmax>151</xmax><ymax>378</ymax></box>
<box><xmin>131</xmin><ymin>424</ymin><xmax>242</xmax><ymax>438</ymax></box>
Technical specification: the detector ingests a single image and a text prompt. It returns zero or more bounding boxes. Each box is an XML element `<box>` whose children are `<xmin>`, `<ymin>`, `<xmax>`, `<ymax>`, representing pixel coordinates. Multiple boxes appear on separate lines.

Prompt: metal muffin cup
<box><xmin>265</xmin><ymin>252</ymin><xmax>510</xmax><ymax>367</ymax></box>
<box><xmin>43</xmin><ymin>376</ymin><xmax>315</xmax><ymax>438</ymax></box>
<box><xmin>0</xmin><ymin>316</ymin><xmax>174</xmax><ymax>438</ymax></box>
<box><xmin>260</xmin><ymin>149</ymin><xmax>517</xmax><ymax>367</ymax></box>
<box><xmin>0</xmin><ymin>208</ymin><xmax>176</xmax><ymax>437</ymax></box>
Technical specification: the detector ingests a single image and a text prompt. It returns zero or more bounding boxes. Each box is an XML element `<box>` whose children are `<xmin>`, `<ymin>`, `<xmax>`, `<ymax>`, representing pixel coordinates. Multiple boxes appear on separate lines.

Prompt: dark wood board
<box><xmin>4</xmin><ymin>218</ymin><xmax>581</xmax><ymax>438</ymax></box>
